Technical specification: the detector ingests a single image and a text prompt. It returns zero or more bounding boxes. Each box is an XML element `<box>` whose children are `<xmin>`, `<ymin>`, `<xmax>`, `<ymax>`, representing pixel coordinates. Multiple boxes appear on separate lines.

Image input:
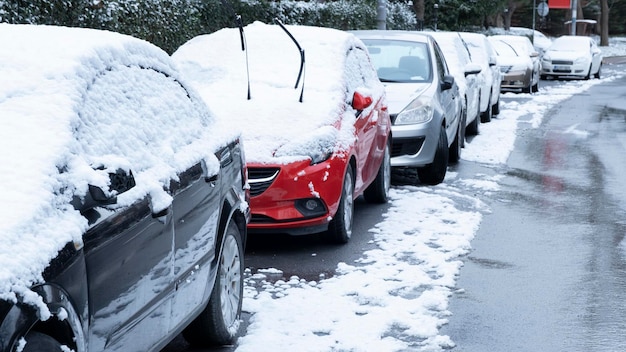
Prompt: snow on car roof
<box><xmin>0</xmin><ymin>24</ymin><xmax>237</xmax><ymax>310</ymax></box>
<box><xmin>173</xmin><ymin>21</ymin><xmax>384</xmax><ymax>164</ymax></box>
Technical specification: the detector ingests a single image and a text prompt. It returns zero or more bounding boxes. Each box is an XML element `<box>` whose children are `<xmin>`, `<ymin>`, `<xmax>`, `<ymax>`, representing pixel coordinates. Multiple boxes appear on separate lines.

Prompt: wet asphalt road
<box><xmin>442</xmin><ymin>72</ymin><xmax>626</xmax><ymax>351</ymax></box>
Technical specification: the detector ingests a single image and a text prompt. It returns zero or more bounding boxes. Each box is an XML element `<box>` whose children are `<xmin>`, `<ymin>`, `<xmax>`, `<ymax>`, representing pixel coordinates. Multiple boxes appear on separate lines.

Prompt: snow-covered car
<box><xmin>351</xmin><ymin>30</ymin><xmax>463</xmax><ymax>185</ymax></box>
<box><xmin>507</xmin><ymin>27</ymin><xmax>552</xmax><ymax>55</ymax></box>
<box><xmin>540</xmin><ymin>35</ymin><xmax>603</xmax><ymax>80</ymax></box>
<box><xmin>173</xmin><ymin>22</ymin><xmax>391</xmax><ymax>243</ymax></box>
<box><xmin>459</xmin><ymin>31</ymin><xmax>502</xmax><ymax>122</ymax></box>
<box><xmin>489</xmin><ymin>35</ymin><xmax>539</xmax><ymax>93</ymax></box>
<box><xmin>490</xmin><ymin>34</ymin><xmax>540</xmax><ymax>93</ymax></box>
<box><xmin>0</xmin><ymin>24</ymin><xmax>250</xmax><ymax>352</ymax></box>
<box><xmin>429</xmin><ymin>31</ymin><xmax>483</xmax><ymax>135</ymax></box>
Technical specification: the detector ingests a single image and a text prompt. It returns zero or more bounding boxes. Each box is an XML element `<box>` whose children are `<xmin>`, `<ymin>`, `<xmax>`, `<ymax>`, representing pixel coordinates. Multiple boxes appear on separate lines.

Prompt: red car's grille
<box><xmin>248</xmin><ymin>167</ymin><xmax>280</xmax><ymax>197</ymax></box>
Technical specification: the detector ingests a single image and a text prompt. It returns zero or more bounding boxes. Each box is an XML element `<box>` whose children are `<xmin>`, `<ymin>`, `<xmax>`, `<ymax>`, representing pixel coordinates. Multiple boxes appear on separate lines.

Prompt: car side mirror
<box><xmin>352</xmin><ymin>91</ymin><xmax>373</xmax><ymax>111</ymax></box>
<box><xmin>72</xmin><ymin>168</ymin><xmax>136</xmax><ymax>212</ymax></box>
<box><xmin>489</xmin><ymin>56</ymin><xmax>497</xmax><ymax>67</ymax></box>
<box><xmin>530</xmin><ymin>51</ymin><xmax>539</xmax><ymax>58</ymax></box>
<box><xmin>441</xmin><ymin>75</ymin><xmax>455</xmax><ymax>91</ymax></box>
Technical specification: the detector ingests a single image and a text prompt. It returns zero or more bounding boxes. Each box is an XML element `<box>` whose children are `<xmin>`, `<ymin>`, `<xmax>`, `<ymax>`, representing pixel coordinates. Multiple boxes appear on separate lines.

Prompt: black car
<box><xmin>0</xmin><ymin>24</ymin><xmax>249</xmax><ymax>351</ymax></box>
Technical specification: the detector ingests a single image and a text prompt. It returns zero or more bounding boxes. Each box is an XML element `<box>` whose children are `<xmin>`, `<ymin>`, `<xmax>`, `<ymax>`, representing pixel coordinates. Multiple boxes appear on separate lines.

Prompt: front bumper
<box><xmin>247</xmin><ymin>156</ymin><xmax>348</xmax><ymax>235</ymax></box>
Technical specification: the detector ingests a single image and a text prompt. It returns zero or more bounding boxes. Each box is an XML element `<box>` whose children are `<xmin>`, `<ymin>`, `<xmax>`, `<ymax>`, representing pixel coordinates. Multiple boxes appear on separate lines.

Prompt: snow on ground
<box><xmin>236</xmin><ymin>41</ymin><xmax>626</xmax><ymax>352</ymax></box>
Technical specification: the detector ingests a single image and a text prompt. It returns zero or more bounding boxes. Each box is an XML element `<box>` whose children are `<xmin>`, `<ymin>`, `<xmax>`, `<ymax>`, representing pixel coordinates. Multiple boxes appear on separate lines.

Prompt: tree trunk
<box><xmin>600</xmin><ymin>0</ymin><xmax>609</xmax><ymax>46</ymax></box>
<box><xmin>413</xmin><ymin>0</ymin><xmax>425</xmax><ymax>30</ymax></box>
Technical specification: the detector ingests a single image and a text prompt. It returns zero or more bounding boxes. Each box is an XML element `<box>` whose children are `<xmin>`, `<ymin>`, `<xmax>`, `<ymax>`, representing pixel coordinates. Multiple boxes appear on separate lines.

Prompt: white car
<box><xmin>459</xmin><ymin>32</ymin><xmax>502</xmax><ymax>122</ymax></box>
<box><xmin>429</xmin><ymin>31</ymin><xmax>483</xmax><ymax>136</ymax></box>
<box><xmin>490</xmin><ymin>34</ymin><xmax>541</xmax><ymax>93</ymax></box>
<box><xmin>540</xmin><ymin>35</ymin><xmax>603</xmax><ymax>80</ymax></box>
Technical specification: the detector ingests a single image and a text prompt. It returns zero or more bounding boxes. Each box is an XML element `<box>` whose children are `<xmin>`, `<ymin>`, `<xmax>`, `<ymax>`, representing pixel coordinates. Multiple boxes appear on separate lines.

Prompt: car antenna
<box><xmin>274</xmin><ymin>18</ymin><xmax>305</xmax><ymax>103</ymax></box>
<box><xmin>220</xmin><ymin>0</ymin><xmax>251</xmax><ymax>100</ymax></box>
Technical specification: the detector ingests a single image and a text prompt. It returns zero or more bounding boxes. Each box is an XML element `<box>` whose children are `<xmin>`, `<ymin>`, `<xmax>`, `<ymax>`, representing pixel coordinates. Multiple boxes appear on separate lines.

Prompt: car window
<box><xmin>345</xmin><ymin>46</ymin><xmax>379</xmax><ymax>95</ymax></box>
<box><xmin>77</xmin><ymin>66</ymin><xmax>212</xmax><ymax>210</ymax></box>
<box><xmin>433</xmin><ymin>41</ymin><xmax>448</xmax><ymax>81</ymax></box>
<box><xmin>362</xmin><ymin>39</ymin><xmax>431</xmax><ymax>82</ymax></box>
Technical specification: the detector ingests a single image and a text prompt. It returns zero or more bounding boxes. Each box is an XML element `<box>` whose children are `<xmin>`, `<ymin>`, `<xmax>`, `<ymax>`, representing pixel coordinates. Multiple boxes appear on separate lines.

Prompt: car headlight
<box><xmin>574</xmin><ymin>56</ymin><xmax>587</xmax><ymax>64</ymax></box>
<box><xmin>395</xmin><ymin>101</ymin><xmax>433</xmax><ymax>125</ymax></box>
<box><xmin>542</xmin><ymin>55</ymin><xmax>551</xmax><ymax>62</ymax></box>
<box><xmin>274</xmin><ymin>125</ymin><xmax>338</xmax><ymax>165</ymax></box>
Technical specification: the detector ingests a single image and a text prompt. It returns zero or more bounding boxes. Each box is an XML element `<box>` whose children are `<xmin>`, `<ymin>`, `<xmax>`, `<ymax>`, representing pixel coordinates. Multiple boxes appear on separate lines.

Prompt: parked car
<box><xmin>540</xmin><ymin>35</ymin><xmax>602</xmax><ymax>80</ymax></box>
<box><xmin>490</xmin><ymin>34</ymin><xmax>540</xmax><ymax>93</ymax></box>
<box><xmin>174</xmin><ymin>22</ymin><xmax>391</xmax><ymax>243</ymax></box>
<box><xmin>0</xmin><ymin>24</ymin><xmax>250</xmax><ymax>352</ymax></box>
<box><xmin>459</xmin><ymin>31</ymin><xmax>502</xmax><ymax>122</ymax></box>
<box><xmin>507</xmin><ymin>27</ymin><xmax>552</xmax><ymax>55</ymax></box>
<box><xmin>351</xmin><ymin>30</ymin><xmax>463</xmax><ymax>185</ymax></box>
<box><xmin>429</xmin><ymin>31</ymin><xmax>482</xmax><ymax>136</ymax></box>
<box><xmin>488</xmin><ymin>35</ymin><xmax>539</xmax><ymax>93</ymax></box>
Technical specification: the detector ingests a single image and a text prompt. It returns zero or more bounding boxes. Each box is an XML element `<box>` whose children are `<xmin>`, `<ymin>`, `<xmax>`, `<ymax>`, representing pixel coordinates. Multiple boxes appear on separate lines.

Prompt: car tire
<box><xmin>466</xmin><ymin>103</ymin><xmax>479</xmax><ymax>136</ymax></box>
<box><xmin>183</xmin><ymin>221</ymin><xmax>244</xmax><ymax>347</ymax></box>
<box><xmin>532</xmin><ymin>82</ymin><xmax>539</xmax><ymax>93</ymax></box>
<box><xmin>492</xmin><ymin>98</ymin><xmax>500</xmax><ymax>116</ymax></box>
<box><xmin>540</xmin><ymin>74</ymin><xmax>547</xmax><ymax>80</ymax></box>
<box><xmin>417</xmin><ymin>126</ymin><xmax>448</xmax><ymax>185</ymax></box>
<box><xmin>594</xmin><ymin>65</ymin><xmax>601</xmax><ymax>79</ymax></box>
<box><xmin>23</xmin><ymin>331</ymin><xmax>62</xmax><ymax>352</ymax></box>
<box><xmin>449</xmin><ymin>120</ymin><xmax>462</xmax><ymax>164</ymax></box>
<box><xmin>480</xmin><ymin>94</ymin><xmax>492</xmax><ymax>123</ymax></box>
<box><xmin>327</xmin><ymin>166</ymin><xmax>354</xmax><ymax>244</ymax></box>
<box><xmin>363</xmin><ymin>140</ymin><xmax>391</xmax><ymax>204</ymax></box>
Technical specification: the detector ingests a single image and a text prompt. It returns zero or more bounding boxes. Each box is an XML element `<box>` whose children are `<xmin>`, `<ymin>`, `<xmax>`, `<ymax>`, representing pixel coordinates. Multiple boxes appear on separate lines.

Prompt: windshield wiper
<box><xmin>220</xmin><ymin>0</ymin><xmax>251</xmax><ymax>100</ymax></box>
<box><xmin>275</xmin><ymin>18</ymin><xmax>305</xmax><ymax>103</ymax></box>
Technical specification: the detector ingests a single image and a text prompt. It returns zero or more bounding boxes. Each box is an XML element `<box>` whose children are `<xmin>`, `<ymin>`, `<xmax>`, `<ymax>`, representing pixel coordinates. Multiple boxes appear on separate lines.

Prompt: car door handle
<box><xmin>205</xmin><ymin>173</ymin><xmax>219</xmax><ymax>187</ymax></box>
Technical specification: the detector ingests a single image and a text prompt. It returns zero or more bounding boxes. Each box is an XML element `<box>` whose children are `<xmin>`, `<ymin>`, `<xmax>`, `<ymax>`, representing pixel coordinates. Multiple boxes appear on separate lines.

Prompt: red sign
<box><xmin>548</xmin><ymin>0</ymin><xmax>571</xmax><ymax>9</ymax></box>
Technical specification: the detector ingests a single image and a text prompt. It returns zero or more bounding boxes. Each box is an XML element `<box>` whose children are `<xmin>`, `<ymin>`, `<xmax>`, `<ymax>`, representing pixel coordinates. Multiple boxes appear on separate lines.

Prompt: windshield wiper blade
<box><xmin>220</xmin><ymin>0</ymin><xmax>251</xmax><ymax>100</ymax></box>
<box><xmin>275</xmin><ymin>18</ymin><xmax>305</xmax><ymax>103</ymax></box>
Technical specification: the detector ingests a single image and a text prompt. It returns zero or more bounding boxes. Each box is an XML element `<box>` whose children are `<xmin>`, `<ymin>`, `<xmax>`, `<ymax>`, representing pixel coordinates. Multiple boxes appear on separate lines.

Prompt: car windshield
<box><xmin>490</xmin><ymin>39</ymin><xmax>519</xmax><ymax>57</ymax></box>
<box><xmin>361</xmin><ymin>39</ymin><xmax>431</xmax><ymax>83</ymax></box>
<box><xmin>550</xmin><ymin>38</ymin><xmax>588</xmax><ymax>51</ymax></box>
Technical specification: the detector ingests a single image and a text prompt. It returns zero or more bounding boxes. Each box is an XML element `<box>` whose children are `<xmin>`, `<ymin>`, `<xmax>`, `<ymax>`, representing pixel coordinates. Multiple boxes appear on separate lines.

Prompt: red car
<box><xmin>174</xmin><ymin>22</ymin><xmax>391</xmax><ymax>243</ymax></box>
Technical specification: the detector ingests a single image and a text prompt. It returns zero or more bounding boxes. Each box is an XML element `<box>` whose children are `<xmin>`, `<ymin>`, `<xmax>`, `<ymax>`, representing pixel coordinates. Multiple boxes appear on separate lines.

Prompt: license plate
<box><xmin>554</xmin><ymin>65</ymin><xmax>570</xmax><ymax>71</ymax></box>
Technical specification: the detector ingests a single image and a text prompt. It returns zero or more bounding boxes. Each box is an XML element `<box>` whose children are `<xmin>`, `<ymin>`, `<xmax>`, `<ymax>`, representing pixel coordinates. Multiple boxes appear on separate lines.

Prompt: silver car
<box><xmin>352</xmin><ymin>30</ymin><xmax>463</xmax><ymax>185</ymax></box>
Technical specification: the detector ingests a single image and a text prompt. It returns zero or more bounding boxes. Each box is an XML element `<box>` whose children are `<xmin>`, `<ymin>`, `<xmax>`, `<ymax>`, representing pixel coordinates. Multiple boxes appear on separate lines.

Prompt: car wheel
<box><xmin>532</xmin><ymin>82</ymin><xmax>539</xmax><ymax>93</ymax></box>
<box><xmin>363</xmin><ymin>140</ymin><xmax>391</xmax><ymax>204</ymax></box>
<box><xmin>417</xmin><ymin>126</ymin><xmax>448</xmax><ymax>185</ymax></box>
<box><xmin>23</xmin><ymin>331</ymin><xmax>62</xmax><ymax>352</ymax></box>
<box><xmin>466</xmin><ymin>103</ymin><xmax>479</xmax><ymax>136</ymax></box>
<box><xmin>492</xmin><ymin>98</ymin><xmax>500</xmax><ymax>116</ymax></box>
<box><xmin>449</xmin><ymin>116</ymin><xmax>462</xmax><ymax>164</ymax></box>
<box><xmin>540</xmin><ymin>74</ymin><xmax>547</xmax><ymax>80</ymax></box>
<box><xmin>594</xmin><ymin>64</ymin><xmax>601</xmax><ymax>79</ymax></box>
<box><xmin>183</xmin><ymin>221</ymin><xmax>244</xmax><ymax>346</ymax></box>
<box><xmin>480</xmin><ymin>94</ymin><xmax>492</xmax><ymax>123</ymax></box>
<box><xmin>327</xmin><ymin>166</ymin><xmax>354</xmax><ymax>244</ymax></box>
<box><xmin>522</xmin><ymin>84</ymin><xmax>531</xmax><ymax>93</ymax></box>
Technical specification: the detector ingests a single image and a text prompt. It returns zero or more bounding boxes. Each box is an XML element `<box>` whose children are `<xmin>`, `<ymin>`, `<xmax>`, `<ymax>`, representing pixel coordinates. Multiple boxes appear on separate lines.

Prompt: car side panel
<box><xmin>168</xmin><ymin>162</ymin><xmax>221</xmax><ymax>331</ymax></box>
<box><xmin>84</xmin><ymin>198</ymin><xmax>174</xmax><ymax>352</ymax></box>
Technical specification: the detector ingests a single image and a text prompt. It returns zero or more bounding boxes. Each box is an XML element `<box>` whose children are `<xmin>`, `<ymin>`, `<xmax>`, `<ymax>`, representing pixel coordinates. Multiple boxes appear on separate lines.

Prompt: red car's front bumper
<box><xmin>247</xmin><ymin>155</ymin><xmax>349</xmax><ymax>235</ymax></box>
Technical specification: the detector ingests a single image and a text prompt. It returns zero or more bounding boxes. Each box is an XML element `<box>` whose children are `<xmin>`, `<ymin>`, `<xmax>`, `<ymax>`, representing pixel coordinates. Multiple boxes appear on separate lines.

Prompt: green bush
<box><xmin>0</xmin><ymin>0</ymin><xmax>416</xmax><ymax>53</ymax></box>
